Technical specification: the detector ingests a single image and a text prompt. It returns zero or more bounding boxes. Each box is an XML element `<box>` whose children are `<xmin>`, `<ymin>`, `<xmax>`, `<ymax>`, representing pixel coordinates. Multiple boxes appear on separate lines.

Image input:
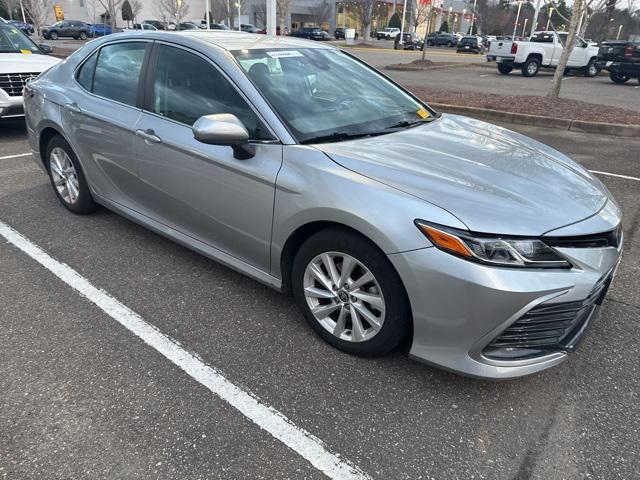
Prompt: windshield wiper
<box><xmin>387</xmin><ymin>118</ymin><xmax>433</xmax><ymax>130</ymax></box>
<box><xmin>300</xmin><ymin>131</ymin><xmax>389</xmax><ymax>145</ymax></box>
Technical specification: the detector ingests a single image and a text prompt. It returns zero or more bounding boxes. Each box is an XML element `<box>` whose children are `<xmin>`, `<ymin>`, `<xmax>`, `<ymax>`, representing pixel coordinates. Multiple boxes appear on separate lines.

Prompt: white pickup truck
<box><xmin>489</xmin><ymin>31</ymin><xmax>600</xmax><ymax>77</ymax></box>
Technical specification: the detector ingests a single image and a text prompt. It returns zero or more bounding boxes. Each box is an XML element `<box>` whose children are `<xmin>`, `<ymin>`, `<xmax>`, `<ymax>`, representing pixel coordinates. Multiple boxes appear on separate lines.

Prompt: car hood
<box><xmin>316</xmin><ymin>114</ymin><xmax>609</xmax><ymax>236</ymax></box>
<box><xmin>0</xmin><ymin>53</ymin><xmax>61</xmax><ymax>74</ymax></box>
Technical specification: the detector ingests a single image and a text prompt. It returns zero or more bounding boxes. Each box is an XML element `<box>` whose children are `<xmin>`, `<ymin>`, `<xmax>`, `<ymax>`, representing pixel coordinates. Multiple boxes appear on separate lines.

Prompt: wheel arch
<box><xmin>526</xmin><ymin>53</ymin><xmax>542</xmax><ymax>63</ymax></box>
<box><xmin>38</xmin><ymin>124</ymin><xmax>68</xmax><ymax>169</ymax></box>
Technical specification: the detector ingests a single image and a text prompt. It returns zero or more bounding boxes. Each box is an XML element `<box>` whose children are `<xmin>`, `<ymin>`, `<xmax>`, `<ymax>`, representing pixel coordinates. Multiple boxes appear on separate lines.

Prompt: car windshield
<box><xmin>0</xmin><ymin>24</ymin><xmax>41</xmax><ymax>54</ymax></box>
<box><xmin>233</xmin><ymin>48</ymin><xmax>435</xmax><ymax>143</ymax></box>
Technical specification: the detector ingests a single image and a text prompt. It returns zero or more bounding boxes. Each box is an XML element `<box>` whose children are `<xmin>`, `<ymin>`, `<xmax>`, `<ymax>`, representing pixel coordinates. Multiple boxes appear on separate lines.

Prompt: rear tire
<box><xmin>609</xmin><ymin>71</ymin><xmax>630</xmax><ymax>84</ymax></box>
<box><xmin>498</xmin><ymin>63</ymin><xmax>513</xmax><ymax>75</ymax></box>
<box><xmin>292</xmin><ymin>228</ymin><xmax>410</xmax><ymax>357</ymax></box>
<box><xmin>79</xmin><ymin>31</ymin><xmax>87</xmax><ymax>40</ymax></box>
<box><xmin>45</xmin><ymin>136</ymin><xmax>97</xmax><ymax>215</ymax></box>
<box><xmin>521</xmin><ymin>58</ymin><xmax>540</xmax><ymax>77</ymax></box>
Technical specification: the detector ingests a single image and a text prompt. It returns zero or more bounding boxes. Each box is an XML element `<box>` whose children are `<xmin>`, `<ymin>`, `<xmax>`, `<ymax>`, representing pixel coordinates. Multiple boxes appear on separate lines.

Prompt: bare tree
<box><xmin>131</xmin><ymin>0</ymin><xmax>143</xmax><ymax>23</ymax></box>
<box><xmin>22</xmin><ymin>0</ymin><xmax>53</xmax><ymax>35</ymax></box>
<box><xmin>347</xmin><ymin>0</ymin><xmax>375</xmax><ymax>43</ymax></box>
<box><xmin>97</xmin><ymin>0</ymin><xmax>126</xmax><ymax>28</ymax></box>
<box><xmin>2</xmin><ymin>0</ymin><xmax>18</xmax><ymax>20</ymax></box>
<box><xmin>276</xmin><ymin>0</ymin><xmax>294</xmax><ymax>33</ymax></box>
<box><xmin>254</xmin><ymin>3</ymin><xmax>266</xmax><ymax>27</ymax></box>
<box><xmin>414</xmin><ymin>0</ymin><xmax>432</xmax><ymax>60</ymax></box>
<box><xmin>309</xmin><ymin>0</ymin><xmax>331</xmax><ymax>26</ymax></box>
<box><xmin>153</xmin><ymin>0</ymin><xmax>189</xmax><ymax>26</ymax></box>
<box><xmin>548</xmin><ymin>0</ymin><xmax>587</xmax><ymax>97</ymax></box>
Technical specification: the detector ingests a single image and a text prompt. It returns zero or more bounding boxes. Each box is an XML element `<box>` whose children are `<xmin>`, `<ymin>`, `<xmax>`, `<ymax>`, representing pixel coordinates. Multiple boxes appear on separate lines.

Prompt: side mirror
<box><xmin>39</xmin><ymin>43</ymin><xmax>53</xmax><ymax>54</ymax></box>
<box><xmin>192</xmin><ymin>113</ymin><xmax>255</xmax><ymax>160</ymax></box>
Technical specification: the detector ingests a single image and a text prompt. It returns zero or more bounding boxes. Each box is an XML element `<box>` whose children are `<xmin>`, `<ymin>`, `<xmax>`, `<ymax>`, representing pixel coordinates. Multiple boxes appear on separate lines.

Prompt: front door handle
<box><xmin>64</xmin><ymin>103</ymin><xmax>82</xmax><ymax>114</ymax></box>
<box><xmin>135</xmin><ymin>128</ymin><xmax>162</xmax><ymax>144</ymax></box>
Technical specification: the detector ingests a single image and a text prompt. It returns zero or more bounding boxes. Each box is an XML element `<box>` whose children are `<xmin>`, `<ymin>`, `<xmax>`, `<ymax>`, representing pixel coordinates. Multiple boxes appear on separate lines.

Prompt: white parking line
<box><xmin>590</xmin><ymin>170</ymin><xmax>640</xmax><ymax>182</ymax></box>
<box><xmin>0</xmin><ymin>220</ymin><xmax>370</xmax><ymax>480</ymax></box>
<box><xmin>0</xmin><ymin>153</ymin><xmax>31</xmax><ymax>161</ymax></box>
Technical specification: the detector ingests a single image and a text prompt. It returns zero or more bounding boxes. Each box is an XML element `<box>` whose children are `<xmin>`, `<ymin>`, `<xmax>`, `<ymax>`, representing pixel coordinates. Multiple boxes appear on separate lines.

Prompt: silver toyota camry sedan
<box><xmin>24</xmin><ymin>31</ymin><xmax>623</xmax><ymax>379</ymax></box>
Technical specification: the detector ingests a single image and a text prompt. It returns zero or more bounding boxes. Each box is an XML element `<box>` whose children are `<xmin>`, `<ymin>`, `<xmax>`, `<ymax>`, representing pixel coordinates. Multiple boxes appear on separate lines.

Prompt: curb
<box><xmin>430</xmin><ymin>103</ymin><xmax>640</xmax><ymax>137</ymax></box>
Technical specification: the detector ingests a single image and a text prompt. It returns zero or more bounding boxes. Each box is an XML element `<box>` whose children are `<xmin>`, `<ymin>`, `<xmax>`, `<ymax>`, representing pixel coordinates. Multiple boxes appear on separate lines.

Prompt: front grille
<box><xmin>0</xmin><ymin>72</ymin><xmax>39</xmax><ymax>97</ymax></box>
<box><xmin>483</xmin><ymin>271</ymin><xmax>613</xmax><ymax>360</ymax></box>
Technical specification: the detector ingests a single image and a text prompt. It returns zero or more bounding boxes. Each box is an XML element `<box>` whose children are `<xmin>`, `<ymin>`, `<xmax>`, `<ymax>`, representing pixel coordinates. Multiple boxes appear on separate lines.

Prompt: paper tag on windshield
<box><xmin>21</xmin><ymin>50</ymin><xmax>33</xmax><ymax>55</ymax></box>
<box><xmin>416</xmin><ymin>108</ymin><xmax>430</xmax><ymax>119</ymax></box>
<box><xmin>267</xmin><ymin>50</ymin><xmax>303</xmax><ymax>58</ymax></box>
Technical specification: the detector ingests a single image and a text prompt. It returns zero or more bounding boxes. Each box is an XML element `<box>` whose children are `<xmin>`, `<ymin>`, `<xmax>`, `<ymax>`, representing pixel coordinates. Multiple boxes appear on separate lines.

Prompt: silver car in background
<box><xmin>24</xmin><ymin>31</ymin><xmax>623</xmax><ymax>379</ymax></box>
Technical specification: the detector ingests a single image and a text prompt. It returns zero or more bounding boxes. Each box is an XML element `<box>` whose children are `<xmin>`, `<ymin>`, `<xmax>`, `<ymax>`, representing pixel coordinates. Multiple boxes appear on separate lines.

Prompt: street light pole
<box><xmin>530</xmin><ymin>0</ymin><xmax>541</xmax><ymax>37</ymax></box>
<box><xmin>399</xmin><ymin>0</ymin><xmax>408</xmax><ymax>45</ymax></box>
<box><xmin>545</xmin><ymin>7</ymin><xmax>554</xmax><ymax>31</ymax></box>
<box><xmin>205</xmin><ymin>0</ymin><xmax>210</xmax><ymax>29</ymax></box>
<box><xmin>236</xmin><ymin>1</ymin><xmax>241</xmax><ymax>30</ymax></box>
<box><xmin>616</xmin><ymin>24</ymin><xmax>622</xmax><ymax>39</ymax></box>
<box><xmin>521</xmin><ymin>17</ymin><xmax>528</xmax><ymax>37</ymax></box>
<box><xmin>469</xmin><ymin>0</ymin><xmax>477</xmax><ymax>35</ymax></box>
<box><xmin>266</xmin><ymin>0</ymin><xmax>276</xmax><ymax>35</ymax></box>
<box><xmin>512</xmin><ymin>0</ymin><xmax>523</xmax><ymax>39</ymax></box>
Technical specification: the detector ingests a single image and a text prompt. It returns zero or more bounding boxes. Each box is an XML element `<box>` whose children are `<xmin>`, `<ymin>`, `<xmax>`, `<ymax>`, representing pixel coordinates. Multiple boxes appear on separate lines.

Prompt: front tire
<box><xmin>79</xmin><ymin>31</ymin><xmax>87</xmax><ymax>40</ymax></box>
<box><xmin>292</xmin><ymin>229</ymin><xmax>410</xmax><ymax>357</ymax></box>
<box><xmin>609</xmin><ymin>71</ymin><xmax>630</xmax><ymax>84</ymax></box>
<box><xmin>45</xmin><ymin>136</ymin><xmax>97</xmax><ymax>215</ymax></box>
<box><xmin>521</xmin><ymin>58</ymin><xmax>540</xmax><ymax>77</ymax></box>
<box><xmin>50</xmin><ymin>31</ymin><xmax>58</xmax><ymax>40</ymax></box>
<box><xmin>583</xmin><ymin>58</ymin><xmax>599</xmax><ymax>77</ymax></box>
<box><xmin>498</xmin><ymin>63</ymin><xmax>513</xmax><ymax>74</ymax></box>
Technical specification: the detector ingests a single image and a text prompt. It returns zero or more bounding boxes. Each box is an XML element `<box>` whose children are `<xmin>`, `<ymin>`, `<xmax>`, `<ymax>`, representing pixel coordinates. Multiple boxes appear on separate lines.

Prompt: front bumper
<box><xmin>0</xmin><ymin>93</ymin><xmax>24</xmax><ymax>118</ymax></box>
<box><xmin>389</xmin><ymin>236</ymin><xmax>622</xmax><ymax>379</ymax></box>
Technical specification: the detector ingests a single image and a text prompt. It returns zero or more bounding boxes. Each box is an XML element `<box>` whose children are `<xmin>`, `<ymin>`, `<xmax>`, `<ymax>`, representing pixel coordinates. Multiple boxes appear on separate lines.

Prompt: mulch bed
<box><xmin>405</xmin><ymin>86</ymin><xmax>640</xmax><ymax>126</ymax></box>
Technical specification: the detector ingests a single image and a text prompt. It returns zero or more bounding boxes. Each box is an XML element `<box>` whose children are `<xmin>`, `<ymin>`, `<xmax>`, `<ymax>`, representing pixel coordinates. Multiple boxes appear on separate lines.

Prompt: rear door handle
<box><xmin>64</xmin><ymin>103</ymin><xmax>82</xmax><ymax>114</ymax></box>
<box><xmin>135</xmin><ymin>128</ymin><xmax>162</xmax><ymax>144</ymax></box>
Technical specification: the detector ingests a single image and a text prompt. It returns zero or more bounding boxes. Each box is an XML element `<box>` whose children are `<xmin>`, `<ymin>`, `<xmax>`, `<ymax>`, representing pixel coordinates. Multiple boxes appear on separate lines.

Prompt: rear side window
<box><xmin>76</xmin><ymin>50</ymin><xmax>98</xmax><ymax>91</ymax></box>
<box><xmin>93</xmin><ymin>42</ymin><xmax>147</xmax><ymax>107</ymax></box>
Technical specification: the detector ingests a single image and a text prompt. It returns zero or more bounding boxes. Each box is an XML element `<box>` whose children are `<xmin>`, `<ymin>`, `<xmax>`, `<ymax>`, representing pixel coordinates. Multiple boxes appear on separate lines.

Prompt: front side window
<box><xmin>150</xmin><ymin>44</ymin><xmax>270</xmax><ymax>140</ymax></box>
<box><xmin>234</xmin><ymin>48</ymin><xmax>435</xmax><ymax>143</ymax></box>
<box><xmin>93</xmin><ymin>42</ymin><xmax>147</xmax><ymax>106</ymax></box>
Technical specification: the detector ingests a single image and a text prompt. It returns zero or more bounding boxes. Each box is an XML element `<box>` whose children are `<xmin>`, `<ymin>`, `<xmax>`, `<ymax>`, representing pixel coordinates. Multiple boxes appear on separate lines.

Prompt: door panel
<box><xmin>61</xmin><ymin>41</ymin><xmax>149</xmax><ymax>208</ymax></box>
<box><xmin>134</xmin><ymin>114</ymin><xmax>282</xmax><ymax>272</ymax></box>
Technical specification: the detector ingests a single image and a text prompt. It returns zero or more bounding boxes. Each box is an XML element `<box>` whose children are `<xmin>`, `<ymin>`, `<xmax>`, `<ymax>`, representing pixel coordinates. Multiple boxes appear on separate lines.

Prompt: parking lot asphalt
<box><xmin>1</xmin><ymin>118</ymin><xmax>639</xmax><ymax>479</ymax></box>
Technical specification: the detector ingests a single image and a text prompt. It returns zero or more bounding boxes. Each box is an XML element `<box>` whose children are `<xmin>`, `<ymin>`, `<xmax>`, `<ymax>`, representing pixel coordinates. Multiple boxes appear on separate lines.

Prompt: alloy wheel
<box><xmin>303</xmin><ymin>252</ymin><xmax>386</xmax><ymax>343</ymax></box>
<box><xmin>49</xmin><ymin>147</ymin><xmax>80</xmax><ymax>204</ymax></box>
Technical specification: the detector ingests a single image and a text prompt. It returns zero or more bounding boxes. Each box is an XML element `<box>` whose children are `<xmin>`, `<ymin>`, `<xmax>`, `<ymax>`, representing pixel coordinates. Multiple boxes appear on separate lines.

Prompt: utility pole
<box><xmin>469</xmin><ymin>0</ymin><xmax>477</xmax><ymax>35</ymax></box>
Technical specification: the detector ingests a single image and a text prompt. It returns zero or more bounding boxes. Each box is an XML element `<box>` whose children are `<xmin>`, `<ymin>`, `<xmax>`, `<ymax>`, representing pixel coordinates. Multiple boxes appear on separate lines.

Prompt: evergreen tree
<box><xmin>440</xmin><ymin>20</ymin><xmax>449</xmax><ymax>32</ymax></box>
<box><xmin>388</xmin><ymin>12</ymin><xmax>401</xmax><ymax>29</ymax></box>
<box><xmin>121</xmin><ymin>0</ymin><xmax>134</xmax><ymax>27</ymax></box>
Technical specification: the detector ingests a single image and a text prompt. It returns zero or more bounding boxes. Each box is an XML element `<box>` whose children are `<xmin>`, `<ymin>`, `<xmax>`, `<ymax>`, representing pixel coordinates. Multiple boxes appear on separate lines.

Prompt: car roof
<box><xmin>174</xmin><ymin>30</ymin><xmax>334</xmax><ymax>50</ymax></box>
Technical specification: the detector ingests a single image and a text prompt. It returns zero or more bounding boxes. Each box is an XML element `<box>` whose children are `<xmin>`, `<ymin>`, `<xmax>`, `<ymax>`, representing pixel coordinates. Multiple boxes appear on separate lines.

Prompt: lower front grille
<box><xmin>483</xmin><ymin>272</ymin><xmax>613</xmax><ymax>360</ymax></box>
<box><xmin>0</xmin><ymin>72</ymin><xmax>39</xmax><ymax>97</ymax></box>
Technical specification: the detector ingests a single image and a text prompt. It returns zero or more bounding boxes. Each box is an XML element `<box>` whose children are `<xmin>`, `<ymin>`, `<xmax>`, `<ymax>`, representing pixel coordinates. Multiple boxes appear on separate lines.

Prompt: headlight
<box><xmin>415</xmin><ymin>221</ymin><xmax>571</xmax><ymax>268</ymax></box>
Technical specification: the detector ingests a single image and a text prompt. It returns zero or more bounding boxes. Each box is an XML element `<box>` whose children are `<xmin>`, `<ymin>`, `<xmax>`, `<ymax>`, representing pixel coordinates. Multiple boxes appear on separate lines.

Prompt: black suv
<box><xmin>42</xmin><ymin>21</ymin><xmax>90</xmax><ymax>40</ymax></box>
<box><xmin>394</xmin><ymin>32</ymin><xmax>424</xmax><ymax>51</ymax></box>
<box><xmin>457</xmin><ymin>36</ymin><xmax>484</xmax><ymax>54</ymax></box>
<box><xmin>597</xmin><ymin>41</ymin><xmax>640</xmax><ymax>84</ymax></box>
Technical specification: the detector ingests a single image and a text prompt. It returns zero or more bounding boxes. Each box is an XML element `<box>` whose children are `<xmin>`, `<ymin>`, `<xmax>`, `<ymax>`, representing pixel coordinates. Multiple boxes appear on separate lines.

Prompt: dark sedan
<box><xmin>457</xmin><ymin>36</ymin><xmax>484</xmax><ymax>54</ymax></box>
<box><xmin>291</xmin><ymin>27</ymin><xmax>330</xmax><ymax>41</ymax></box>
